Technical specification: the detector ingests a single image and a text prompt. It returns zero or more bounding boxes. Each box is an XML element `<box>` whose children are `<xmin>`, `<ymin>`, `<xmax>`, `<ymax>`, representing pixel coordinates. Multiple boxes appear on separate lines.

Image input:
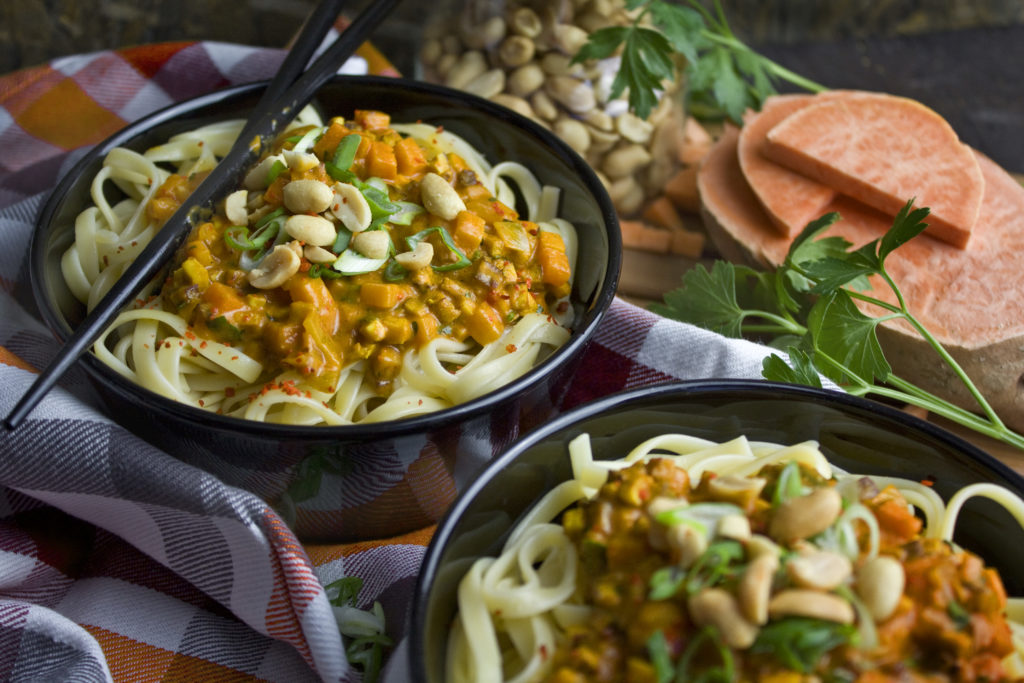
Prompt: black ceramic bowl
<box><xmin>29</xmin><ymin>75</ymin><xmax>621</xmax><ymax>542</ymax></box>
<box><xmin>410</xmin><ymin>379</ymin><xmax>1024</xmax><ymax>681</ymax></box>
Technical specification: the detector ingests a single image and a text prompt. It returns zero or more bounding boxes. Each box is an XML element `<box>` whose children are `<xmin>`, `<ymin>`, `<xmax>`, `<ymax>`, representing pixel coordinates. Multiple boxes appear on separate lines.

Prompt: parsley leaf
<box><xmin>653</xmin><ymin>202</ymin><xmax>1024</xmax><ymax>451</ymax></box>
<box><xmin>574</xmin><ymin>0</ymin><xmax>827</xmax><ymax>121</ymax></box>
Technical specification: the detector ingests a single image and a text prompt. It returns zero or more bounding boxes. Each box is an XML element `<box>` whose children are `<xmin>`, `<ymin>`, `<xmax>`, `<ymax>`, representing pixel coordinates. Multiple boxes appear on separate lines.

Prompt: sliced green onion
<box><xmin>255</xmin><ymin>207</ymin><xmax>286</xmax><ymax>229</ymax></box>
<box><xmin>266</xmin><ymin>159</ymin><xmax>287</xmax><ymax>185</ymax></box>
<box><xmin>362</xmin><ymin>184</ymin><xmax>400</xmax><ymax>218</ymax></box>
<box><xmin>407</xmin><ymin>226</ymin><xmax>470</xmax><ymax>272</ymax></box>
<box><xmin>654</xmin><ymin>502</ymin><xmax>743</xmax><ymax>528</ymax></box>
<box><xmin>291</xmin><ymin>126</ymin><xmax>324</xmax><ymax>154</ymax></box>
<box><xmin>326</xmin><ymin>162</ymin><xmax>357</xmax><ymax>183</ymax></box>
<box><xmin>773</xmin><ymin>461</ymin><xmax>807</xmax><ymax>506</ymax></box>
<box><xmin>750</xmin><ymin>617</ymin><xmax>857</xmax><ymax>673</ymax></box>
<box><xmin>648</xmin><ymin>566</ymin><xmax>686</xmax><ymax>601</ymax></box>
<box><xmin>332</xmin><ymin>249</ymin><xmax>387</xmax><ymax>275</ymax></box>
<box><xmin>383</xmin><ymin>260</ymin><xmax>407</xmax><ymax>281</ymax></box>
<box><xmin>684</xmin><ymin>540</ymin><xmax>744</xmax><ymax>595</ymax></box>
<box><xmin>332</xmin><ymin>133</ymin><xmax>362</xmax><ymax>170</ymax></box>
<box><xmin>224</xmin><ymin>225</ymin><xmax>256</xmax><ymax>251</ymax></box>
<box><xmin>208</xmin><ymin>315</ymin><xmax>242</xmax><ymax>341</ymax></box>
<box><xmin>308</xmin><ymin>263</ymin><xmax>343</xmax><ymax>279</ymax></box>
<box><xmin>332</xmin><ymin>226</ymin><xmax>353</xmax><ymax>253</ymax></box>
<box><xmin>646</xmin><ymin>631</ymin><xmax>674</xmax><ymax>683</ymax></box>
<box><xmin>389</xmin><ymin>201</ymin><xmax>424</xmax><ymax>226</ymax></box>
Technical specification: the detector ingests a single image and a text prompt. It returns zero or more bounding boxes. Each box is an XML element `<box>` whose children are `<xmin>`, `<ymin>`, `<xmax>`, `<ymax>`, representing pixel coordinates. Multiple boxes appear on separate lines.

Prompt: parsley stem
<box><xmin>699</xmin><ymin>31</ymin><xmax>829</xmax><ymax>95</ymax></box>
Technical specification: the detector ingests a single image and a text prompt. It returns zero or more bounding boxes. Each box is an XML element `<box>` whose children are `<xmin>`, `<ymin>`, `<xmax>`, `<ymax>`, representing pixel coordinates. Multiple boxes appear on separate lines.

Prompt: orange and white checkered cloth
<box><xmin>0</xmin><ymin>38</ymin><xmax>783</xmax><ymax>683</ymax></box>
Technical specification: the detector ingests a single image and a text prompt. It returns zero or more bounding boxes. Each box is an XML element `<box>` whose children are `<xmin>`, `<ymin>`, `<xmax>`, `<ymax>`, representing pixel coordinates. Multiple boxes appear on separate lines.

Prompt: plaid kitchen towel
<box><xmin>0</xmin><ymin>38</ymin><xmax>788</xmax><ymax>683</ymax></box>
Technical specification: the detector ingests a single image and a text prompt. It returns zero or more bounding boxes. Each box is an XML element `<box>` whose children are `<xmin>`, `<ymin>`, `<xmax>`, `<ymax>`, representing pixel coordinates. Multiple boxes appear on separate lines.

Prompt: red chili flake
<box><xmin>230</xmin><ymin>355</ymin><xmax>239</xmax><ymax>361</ymax></box>
<box><xmin>198</xmin><ymin>400</ymin><xmax>205</xmax><ymax>407</ymax></box>
<box><xmin>197</xmin><ymin>141</ymin><xmax>204</xmax><ymax>147</ymax></box>
<box><xmin>528</xmin><ymin>229</ymin><xmax>537</xmax><ymax>236</ymax></box>
<box><xmin>131</xmin><ymin>240</ymin><xmax>138</xmax><ymax>246</ymax></box>
<box><xmin>199</xmin><ymin>341</ymin><xmax>208</xmax><ymax>349</ymax></box>
<box><xmin>921</xmin><ymin>476</ymin><xmax>936</xmax><ymax>487</ymax></box>
<box><xmin>506</xmin><ymin>344</ymin><xmax>517</xmax><ymax>353</ymax></box>
<box><xmin>539</xmin><ymin>644</ymin><xmax>549</xmax><ymax>660</ymax></box>
<box><xmin>556</xmin><ymin>301</ymin><xmax>569</xmax><ymax>314</ymax></box>
<box><xmin>418</xmin><ymin>399</ymin><xmax>423</xmax><ymax>405</ymax></box>
<box><xmin>185</xmin><ymin>331</ymin><xmax>197</xmax><ymax>340</ymax></box>
<box><xmin>143</xmin><ymin>343</ymin><xmax>150</xmax><ymax>349</ymax></box>
<box><xmin>342</xmin><ymin>197</ymin><xmax>349</xmax><ymax>204</ymax></box>
<box><xmin>225</xmin><ymin>387</ymin><xmax>236</xmax><ymax>397</ymax></box>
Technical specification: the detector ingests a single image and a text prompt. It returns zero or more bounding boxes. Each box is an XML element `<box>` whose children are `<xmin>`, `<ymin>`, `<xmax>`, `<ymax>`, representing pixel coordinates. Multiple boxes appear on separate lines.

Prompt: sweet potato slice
<box><xmin>698</xmin><ymin>126</ymin><xmax>1024</xmax><ymax>431</ymax></box>
<box><xmin>762</xmin><ymin>92</ymin><xmax>984</xmax><ymax>249</ymax></box>
<box><xmin>738</xmin><ymin>94</ymin><xmax>837</xmax><ymax>237</ymax></box>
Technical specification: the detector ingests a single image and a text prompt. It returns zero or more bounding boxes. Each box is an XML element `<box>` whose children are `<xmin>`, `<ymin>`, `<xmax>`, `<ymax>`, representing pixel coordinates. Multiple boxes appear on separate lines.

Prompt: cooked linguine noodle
<box><xmin>62</xmin><ymin>107</ymin><xmax>577</xmax><ymax>425</ymax></box>
<box><xmin>448</xmin><ymin>433</ymin><xmax>1024</xmax><ymax>682</ymax></box>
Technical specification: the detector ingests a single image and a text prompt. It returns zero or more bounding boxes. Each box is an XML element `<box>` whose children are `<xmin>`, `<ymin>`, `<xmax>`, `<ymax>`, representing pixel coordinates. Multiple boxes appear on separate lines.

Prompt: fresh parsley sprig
<box><xmin>574</xmin><ymin>0</ymin><xmax>827</xmax><ymax>122</ymax></box>
<box><xmin>651</xmin><ymin>200</ymin><xmax>1024</xmax><ymax>451</ymax></box>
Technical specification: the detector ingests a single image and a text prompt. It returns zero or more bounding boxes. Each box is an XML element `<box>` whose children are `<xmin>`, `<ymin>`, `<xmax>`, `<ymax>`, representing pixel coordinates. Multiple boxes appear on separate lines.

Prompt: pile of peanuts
<box><xmin>418</xmin><ymin>0</ymin><xmax>686</xmax><ymax>218</ymax></box>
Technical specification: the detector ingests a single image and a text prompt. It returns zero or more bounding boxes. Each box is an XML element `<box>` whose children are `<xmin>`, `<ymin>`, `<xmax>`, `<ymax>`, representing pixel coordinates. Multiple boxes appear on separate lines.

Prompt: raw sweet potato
<box><xmin>697</xmin><ymin>119</ymin><xmax>1024</xmax><ymax>432</ymax></box>
<box><xmin>762</xmin><ymin>92</ymin><xmax>984</xmax><ymax>249</ymax></box>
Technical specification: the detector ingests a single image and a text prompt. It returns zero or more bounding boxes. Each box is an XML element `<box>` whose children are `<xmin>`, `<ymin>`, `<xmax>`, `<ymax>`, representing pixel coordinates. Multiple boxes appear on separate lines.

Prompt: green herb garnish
<box><xmin>406</xmin><ymin>226</ymin><xmax>470</xmax><ymax>272</ymax></box>
<box><xmin>332</xmin><ymin>133</ymin><xmax>362</xmax><ymax>170</ymax></box>
<box><xmin>573</xmin><ymin>0</ymin><xmax>826</xmax><ymax>121</ymax></box>
<box><xmin>651</xmin><ymin>201</ymin><xmax>1024</xmax><ymax>451</ymax></box>
<box><xmin>324</xmin><ymin>576</ymin><xmax>392</xmax><ymax>683</ymax></box>
<box><xmin>750</xmin><ymin>617</ymin><xmax>857</xmax><ymax>673</ymax></box>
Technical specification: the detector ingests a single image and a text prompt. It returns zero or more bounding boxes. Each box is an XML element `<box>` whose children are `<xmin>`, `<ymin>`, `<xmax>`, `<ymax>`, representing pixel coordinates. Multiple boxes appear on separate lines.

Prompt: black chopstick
<box><xmin>3</xmin><ymin>0</ymin><xmax>403</xmax><ymax>429</ymax></box>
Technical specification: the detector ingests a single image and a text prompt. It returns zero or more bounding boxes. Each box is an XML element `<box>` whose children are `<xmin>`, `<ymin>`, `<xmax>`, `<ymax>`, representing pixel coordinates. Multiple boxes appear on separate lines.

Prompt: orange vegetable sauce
<box><xmin>153</xmin><ymin>111</ymin><xmax>572</xmax><ymax>399</ymax></box>
<box><xmin>548</xmin><ymin>460</ymin><xmax>1019</xmax><ymax>683</ymax></box>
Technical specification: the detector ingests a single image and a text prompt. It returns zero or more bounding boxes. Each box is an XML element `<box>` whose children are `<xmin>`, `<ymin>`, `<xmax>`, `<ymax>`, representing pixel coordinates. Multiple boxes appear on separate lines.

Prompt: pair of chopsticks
<box><xmin>3</xmin><ymin>0</ymin><xmax>403</xmax><ymax>429</ymax></box>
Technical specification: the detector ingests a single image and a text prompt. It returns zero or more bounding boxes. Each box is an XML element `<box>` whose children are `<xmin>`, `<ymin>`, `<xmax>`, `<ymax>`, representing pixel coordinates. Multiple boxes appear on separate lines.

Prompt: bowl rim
<box><xmin>30</xmin><ymin>74</ymin><xmax>622</xmax><ymax>439</ymax></box>
<box><xmin>408</xmin><ymin>378</ymin><xmax>1024</xmax><ymax>679</ymax></box>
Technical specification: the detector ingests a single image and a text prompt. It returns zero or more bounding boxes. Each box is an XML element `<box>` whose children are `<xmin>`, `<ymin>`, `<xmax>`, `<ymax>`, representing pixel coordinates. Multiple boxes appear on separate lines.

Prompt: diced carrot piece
<box><xmin>202</xmin><ymin>282</ymin><xmax>246</xmax><ymax>319</ymax></box>
<box><xmin>536</xmin><ymin>230</ymin><xmax>571</xmax><ymax>287</ymax></box>
<box><xmin>394</xmin><ymin>137</ymin><xmax>428</xmax><ymax>177</ymax></box>
<box><xmin>366</xmin><ymin>140</ymin><xmax>398</xmax><ymax>181</ymax></box>
<box><xmin>354</xmin><ymin>110</ymin><xmax>391</xmax><ymax>130</ymax></box>
<box><xmin>286</xmin><ymin>276</ymin><xmax>340</xmax><ymax>334</ymax></box>
<box><xmin>313</xmin><ymin>119</ymin><xmax>347</xmax><ymax>160</ymax></box>
<box><xmin>465</xmin><ymin>301</ymin><xmax>504</xmax><ymax>346</ymax></box>
<box><xmin>184</xmin><ymin>239</ymin><xmax>213</xmax><ymax>267</ymax></box>
<box><xmin>620</xmin><ymin>219</ymin><xmax>672</xmax><ymax>253</ymax></box>
<box><xmin>669</xmin><ymin>226</ymin><xmax>706</xmax><ymax>258</ymax></box>
<box><xmin>643</xmin><ymin>196</ymin><xmax>686</xmax><ymax>232</ymax></box>
<box><xmin>360</xmin><ymin>282</ymin><xmax>403</xmax><ymax>309</ymax></box>
<box><xmin>453</xmin><ymin>210</ymin><xmax>486</xmax><ymax>253</ymax></box>
<box><xmin>180</xmin><ymin>257</ymin><xmax>210</xmax><ymax>288</ymax></box>
<box><xmin>414</xmin><ymin>311</ymin><xmax>440</xmax><ymax>345</ymax></box>
<box><xmin>664</xmin><ymin>166</ymin><xmax>701</xmax><ymax>213</ymax></box>
<box><xmin>874</xmin><ymin>497</ymin><xmax>923</xmax><ymax>543</ymax></box>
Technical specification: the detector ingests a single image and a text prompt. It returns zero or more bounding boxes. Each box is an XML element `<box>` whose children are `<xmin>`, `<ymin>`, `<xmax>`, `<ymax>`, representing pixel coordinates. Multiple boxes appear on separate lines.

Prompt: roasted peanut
<box><xmin>247</xmin><ymin>245</ymin><xmax>300</xmax><ymax>289</ymax></box>
<box><xmin>602</xmin><ymin>143</ymin><xmax>652</xmax><ymax>179</ymax></box>
<box><xmin>461</xmin><ymin>15</ymin><xmax>506</xmax><ymax>50</ymax></box>
<box><xmin>395</xmin><ymin>241</ymin><xmax>434</xmax><ymax>270</ymax></box>
<box><xmin>489</xmin><ymin>94</ymin><xmax>535</xmax><ymax>119</ymax></box>
<box><xmin>787</xmin><ymin>550</ymin><xmax>853</xmax><ymax>591</ymax></box>
<box><xmin>666</xmin><ymin>523</ymin><xmax>707</xmax><ymax>569</ymax></box>
<box><xmin>283</xmin><ymin>179</ymin><xmax>333</xmax><ymax>215</ymax></box>
<box><xmin>688</xmin><ymin>589</ymin><xmax>759</xmax><ymax>649</ymax></box>
<box><xmin>243</xmin><ymin>154</ymin><xmax>284</xmax><ymax>190</ymax></box>
<box><xmin>707</xmin><ymin>474</ymin><xmax>767</xmax><ymax>508</ymax></box>
<box><xmin>769</xmin><ymin>487</ymin><xmax>843</xmax><ymax>543</ymax></box>
<box><xmin>551</xmin><ymin>23</ymin><xmax>589</xmax><ymax>55</ymax></box>
<box><xmin>498</xmin><ymin>35</ymin><xmax>535</xmax><ymax>68</ymax></box>
<box><xmin>507</xmin><ymin>63</ymin><xmax>545</xmax><ymax>97</ymax></box>
<box><xmin>616</xmin><ymin>111</ymin><xmax>655</xmax><ymax>145</ymax></box>
<box><xmin>224</xmin><ymin>189</ymin><xmax>248</xmax><ymax>225</ymax></box>
<box><xmin>746</xmin><ymin>534</ymin><xmax>782</xmax><ymax>561</ymax></box>
<box><xmin>553</xmin><ymin>116</ymin><xmax>591</xmax><ymax>155</ymax></box>
<box><xmin>509</xmin><ymin>7</ymin><xmax>542</xmax><ymax>37</ymax></box>
<box><xmin>540</xmin><ymin>53</ymin><xmax>585</xmax><ymax>78</ymax></box>
<box><xmin>738</xmin><ymin>553</ymin><xmax>778</xmax><ymax>624</ymax></box>
<box><xmin>717</xmin><ymin>513</ymin><xmax>751</xmax><ymax>541</ymax></box>
<box><xmin>464</xmin><ymin>69</ymin><xmax>506</xmax><ymax>99</ymax></box>
<box><xmin>445</xmin><ymin>50</ymin><xmax>487</xmax><ymax>90</ymax></box>
<box><xmin>303</xmin><ymin>245</ymin><xmax>337</xmax><ymax>264</ymax></box>
<box><xmin>352</xmin><ymin>230</ymin><xmax>391</xmax><ymax>260</ymax></box>
<box><xmin>331</xmin><ymin>182</ymin><xmax>372</xmax><ymax>232</ymax></box>
<box><xmin>769</xmin><ymin>589</ymin><xmax>855</xmax><ymax>624</ymax></box>
<box><xmin>282</xmin><ymin>150</ymin><xmax>319</xmax><ymax>173</ymax></box>
<box><xmin>529</xmin><ymin>90</ymin><xmax>559</xmax><ymax>121</ymax></box>
<box><xmin>285</xmin><ymin>214</ymin><xmax>336</xmax><ymax>247</ymax></box>
<box><xmin>420</xmin><ymin>172</ymin><xmax>467</xmax><ymax>220</ymax></box>
<box><xmin>855</xmin><ymin>555</ymin><xmax>905</xmax><ymax>622</ymax></box>
<box><xmin>545</xmin><ymin>76</ymin><xmax>596</xmax><ymax>114</ymax></box>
